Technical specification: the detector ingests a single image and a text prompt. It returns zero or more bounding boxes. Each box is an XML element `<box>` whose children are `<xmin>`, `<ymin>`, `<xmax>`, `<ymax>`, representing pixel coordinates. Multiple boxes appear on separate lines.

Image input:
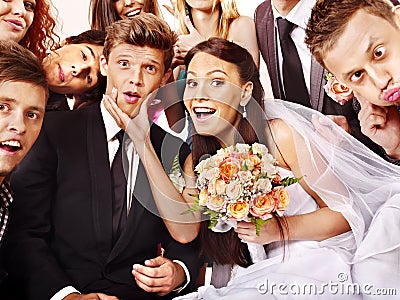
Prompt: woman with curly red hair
<box><xmin>0</xmin><ymin>0</ymin><xmax>58</xmax><ymax>60</ymax></box>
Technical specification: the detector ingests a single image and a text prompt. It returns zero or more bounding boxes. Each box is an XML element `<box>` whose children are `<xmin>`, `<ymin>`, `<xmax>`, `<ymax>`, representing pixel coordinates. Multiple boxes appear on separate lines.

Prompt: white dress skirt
<box><xmin>175</xmin><ymin>168</ymin><xmax>361</xmax><ymax>300</ymax></box>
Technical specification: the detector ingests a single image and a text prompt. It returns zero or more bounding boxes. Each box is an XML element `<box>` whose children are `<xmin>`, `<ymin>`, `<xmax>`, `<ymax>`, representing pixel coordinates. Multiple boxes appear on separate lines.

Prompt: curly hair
<box><xmin>19</xmin><ymin>0</ymin><xmax>59</xmax><ymax>61</ymax></box>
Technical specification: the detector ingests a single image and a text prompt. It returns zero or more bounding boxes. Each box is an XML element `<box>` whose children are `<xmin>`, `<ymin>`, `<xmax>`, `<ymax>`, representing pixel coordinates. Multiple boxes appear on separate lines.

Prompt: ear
<box><xmin>394</xmin><ymin>5</ymin><xmax>400</xmax><ymax>21</ymax></box>
<box><xmin>100</xmin><ymin>55</ymin><xmax>108</xmax><ymax>77</ymax></box>
<box><xmin>160</xmin><ymin>68</ymin><xmax>173</xmax><ymax>87</ymax></box>
<box><xmin>240</xmin><ymin>81</ymin><xmax>254</xmax><ymax>106</ymax></box>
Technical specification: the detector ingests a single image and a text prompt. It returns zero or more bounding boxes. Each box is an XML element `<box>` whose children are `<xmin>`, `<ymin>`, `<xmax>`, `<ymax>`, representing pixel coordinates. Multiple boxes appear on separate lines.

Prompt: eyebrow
<box><xmin>86</xmin><ymin>45</ymin><xmax>96</xmax><ymax>60</ymax></box>
<box><xmin>0</xmin><ymin>97</ymin><xmax>45</xmax><ymax>113</ymax></box>
<box><xmin>187</xmin><ymin>69</ymin><xmax>228</xmax><ymax>76</ymax></box>
<box><xmin>342</xmin><ymin>36</ymin><xmax>379</xmax><ymax>80</ymax></box>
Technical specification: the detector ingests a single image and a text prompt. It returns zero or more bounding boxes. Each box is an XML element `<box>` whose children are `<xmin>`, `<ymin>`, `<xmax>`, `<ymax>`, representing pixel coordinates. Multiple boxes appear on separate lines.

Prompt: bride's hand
<box><xmin>235</xmin><ymin>220</ymin><xmax>280</xmax><ymax>245</ymax></box>
<box><xmin>103</xmin><ymin>88</ymin><xmax>152</xmax><ymax>147</ymax></box>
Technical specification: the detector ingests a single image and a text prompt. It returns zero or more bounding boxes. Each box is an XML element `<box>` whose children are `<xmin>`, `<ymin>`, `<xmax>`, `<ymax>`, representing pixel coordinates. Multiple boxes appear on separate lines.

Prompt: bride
<box><xmin>172</xmin><ymin>37</ymin><xmax>400</xmax><ymax>299</ymax></box>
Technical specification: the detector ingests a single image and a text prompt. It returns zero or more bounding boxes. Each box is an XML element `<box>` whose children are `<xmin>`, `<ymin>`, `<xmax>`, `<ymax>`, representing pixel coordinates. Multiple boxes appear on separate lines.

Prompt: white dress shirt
<box><xmin>272</xmin><ymin>0</ymin><xmax>317</xmax><ymax>95</ymax></box>
<box><xmin>51</xmin><ymin>100</ymin><xmax>189</xmax><ymax>299</ymax></box>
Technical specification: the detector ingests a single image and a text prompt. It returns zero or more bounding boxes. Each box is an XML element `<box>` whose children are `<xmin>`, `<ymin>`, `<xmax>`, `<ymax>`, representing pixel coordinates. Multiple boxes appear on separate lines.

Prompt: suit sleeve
<box><xmin>5</xmin><ymin>127</ymin><xmax>75</xmax><ymax>299</ymax></box>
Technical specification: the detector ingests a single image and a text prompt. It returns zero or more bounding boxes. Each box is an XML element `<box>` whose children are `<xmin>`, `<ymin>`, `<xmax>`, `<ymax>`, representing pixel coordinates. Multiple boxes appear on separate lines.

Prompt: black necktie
<box><xmin>277</xmin><ymin>17</ymin><xmax>310</xmax><ymax>107</ymax></box>
<box><xmin>111</xmin><ymin>130</ymin><xmax>127</xmax><ymax>242</ymax></box>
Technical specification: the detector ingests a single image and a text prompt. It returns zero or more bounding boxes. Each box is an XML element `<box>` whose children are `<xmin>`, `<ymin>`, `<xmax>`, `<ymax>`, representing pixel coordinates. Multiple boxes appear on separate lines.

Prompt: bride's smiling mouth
<box><xmin>193</xmin><ymin>106</ymin><xmax>216</xmax><ymax>121</ymax></box>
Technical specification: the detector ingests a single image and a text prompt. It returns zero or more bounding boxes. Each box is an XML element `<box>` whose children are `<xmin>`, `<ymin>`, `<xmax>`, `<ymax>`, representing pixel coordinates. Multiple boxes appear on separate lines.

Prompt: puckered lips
<box><xmin>4</xmin><ymin>18</ymin><xmax>24</xmax><ymax>31</ymax></box>
<box><xmin>192</xmin><ymin>106</ymin><xmax>216</xmax><ymax>122</ymax></box>
<box><xmin>383</xmin><ymin>87</ymin><xmax>400</xmax><ymax>102</ymax></box>
<box><xmin>0</xmin><ymin>140</ymin><xmax>22</xmax><ymax>155</ymax></box>
<box><xmin>123</xmin><ymin>91</ymin><xmax>141</xmax><ymax>104</ymax></box>
<box><xmin>125</xmin><ymin>8</ymin><xmax>141</xmax><ymax>17</ymax></box>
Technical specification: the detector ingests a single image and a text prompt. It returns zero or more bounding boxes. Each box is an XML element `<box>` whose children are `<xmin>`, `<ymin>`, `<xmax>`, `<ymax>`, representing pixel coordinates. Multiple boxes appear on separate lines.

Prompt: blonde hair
<box><xmin>176</xmin><ymin>0</ymin><xmax>240</xmax><ymax>39</ymax></box>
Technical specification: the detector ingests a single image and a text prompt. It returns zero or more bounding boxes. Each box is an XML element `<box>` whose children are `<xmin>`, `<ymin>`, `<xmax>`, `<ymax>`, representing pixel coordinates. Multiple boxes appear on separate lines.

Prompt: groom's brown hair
<box><xmin>305</xmin><ymin>0</ymin><xmax>397</xmax><ymax>69</ymax></box>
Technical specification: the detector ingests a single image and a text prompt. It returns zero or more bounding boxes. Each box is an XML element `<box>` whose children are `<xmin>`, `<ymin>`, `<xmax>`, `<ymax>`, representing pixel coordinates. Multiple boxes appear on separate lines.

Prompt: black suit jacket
<box><xmin>5</xmin><ymin>103</ymin><xmax>201</xmax><ymax>300</ymax></box>
<box><xmin>255</xmin><ymin>0</ymin><xmax>381</xmax><ymax>152</ymax></box>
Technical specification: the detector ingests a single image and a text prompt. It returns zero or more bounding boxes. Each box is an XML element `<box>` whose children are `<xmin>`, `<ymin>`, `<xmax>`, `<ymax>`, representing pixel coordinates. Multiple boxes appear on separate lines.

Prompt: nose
<box><xmin>11</xmin><ymin>0</ymin><xmax>27</xmax><ymax>16</ymax></box>
<box><xmin>71</xmin><ymin>64</ymin><xmax>90</xmax><ymax>77</ymax></box>
<box><xmin>193</xmin><ymin>80</ymin><xmax>210</xmax><ymax>100</ymax></box>
<box><xmin>129</xmin><ymin>67</ymin><xmax>143</xmax><ymax>86</ymax></box>
<box><xmin>368</xmin><ymin>66</ymin><xmax>391</xmax><ymax>91</ymax></box>
<box><xmin>124</xmin><ymin>0</ymin><xmax>133</xmax><ymax>6</ymax></box>
<box><xmin>8</xmin><ymin>111</ymin><xmax>26</xmax><ymax>135</ymax></box>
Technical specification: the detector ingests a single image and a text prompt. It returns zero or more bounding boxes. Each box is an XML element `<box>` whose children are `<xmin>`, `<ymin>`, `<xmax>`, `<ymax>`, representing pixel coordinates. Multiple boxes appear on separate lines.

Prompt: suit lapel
<box><xmin>106</xmin><ymin>161</ymin><xmax>149</xmax><ymax>263</ymax></box>
<box><xmin>257</xmin><ymin>1</ymin><xmax>284</xmax><ymax>99</ymax></box>
<box><xmin>310</xmin><ymin>56</ymin><xmax>326</xmax><ymax>112</ymax></box>
<box><xmin>87</xmin><ymin>104</ymin><xmax>114</xmax><ymax>260</ymax></box>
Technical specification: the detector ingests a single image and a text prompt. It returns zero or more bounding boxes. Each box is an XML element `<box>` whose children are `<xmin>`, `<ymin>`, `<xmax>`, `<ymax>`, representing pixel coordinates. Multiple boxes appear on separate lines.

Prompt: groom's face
<box><xmin>323</xmin><ymin>8</ymin><xmax>400</xmax><ymax>106</ymax></box>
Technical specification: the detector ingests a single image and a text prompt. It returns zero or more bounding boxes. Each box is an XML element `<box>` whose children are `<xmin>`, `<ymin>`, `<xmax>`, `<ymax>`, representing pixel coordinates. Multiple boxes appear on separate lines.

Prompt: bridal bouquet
<box><xmin>186</xmin><ymin>143</ymin><xmax>300</xmax><ymax>235</ymax></box>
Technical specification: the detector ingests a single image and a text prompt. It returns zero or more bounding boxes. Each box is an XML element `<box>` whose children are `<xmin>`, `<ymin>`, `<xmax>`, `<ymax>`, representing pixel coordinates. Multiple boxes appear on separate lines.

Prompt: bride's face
<box><xmin>184</xmin><ymin>52</ymin><xmax>250</xmax><ymax>137</ymax></box>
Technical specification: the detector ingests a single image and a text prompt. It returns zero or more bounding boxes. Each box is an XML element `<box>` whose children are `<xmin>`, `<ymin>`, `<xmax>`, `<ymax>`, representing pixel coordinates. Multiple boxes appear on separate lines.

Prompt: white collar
<box><xmin>100</xmin><ymin>99</ymin><xmax>123</xmax><ymax>142</ymax></box>
<box><xmin>272</xmin><ymin>0</ymin><xmax>316</xmax><ymax>30</ymax></box>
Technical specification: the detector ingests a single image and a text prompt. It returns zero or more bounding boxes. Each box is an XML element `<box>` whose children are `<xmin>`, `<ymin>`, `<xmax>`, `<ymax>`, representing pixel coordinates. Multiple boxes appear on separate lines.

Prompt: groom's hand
<box><xmin>132</xmin><ymin>256</ymin><xmax>185</xmax><ymax>296</ymax></box>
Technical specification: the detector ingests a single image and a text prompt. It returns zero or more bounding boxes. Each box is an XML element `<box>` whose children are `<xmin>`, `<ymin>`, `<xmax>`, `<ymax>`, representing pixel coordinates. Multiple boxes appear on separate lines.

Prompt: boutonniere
<box><xmin>324</xmin><ymin>73</ymin><xmax>354</xmax><ymax>105</ymax></box>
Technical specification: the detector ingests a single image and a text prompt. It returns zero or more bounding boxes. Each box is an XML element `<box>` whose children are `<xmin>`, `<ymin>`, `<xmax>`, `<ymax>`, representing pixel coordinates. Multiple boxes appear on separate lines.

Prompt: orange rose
<box><xmin>250</xmin><ymin>193</ymin><xmax>276</xmax><ymax>219</ymax></box>
<box><xmin>228</xmin><ymin>201</ymin><xmax>249</xmax><ymax>221</ymax></box>
<box><xmin>199</xmin><ymin>189</ymin><xmax>208</xmax><ymax>206</ymax></box>
<box><xmin>272</xmin><ymin>186</ymin><xmax>290</xmax><ymax>216</ymax></box>
<box><xmin>324</xmin><ymin>75</ymin><xmax>354</xmax><ymax>105</ymax></box>
<box><xmin>219</xmin><ymin>158</ymin><xmax>240</xmax><ymax>182</ymax></box>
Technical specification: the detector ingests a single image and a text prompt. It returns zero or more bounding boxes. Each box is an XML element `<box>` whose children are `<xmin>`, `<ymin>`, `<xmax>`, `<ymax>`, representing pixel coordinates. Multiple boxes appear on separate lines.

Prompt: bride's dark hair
<box><xmin>184</xmin><ymin>37</ymin><xmax>288</xmax><ymax>267</ymax></box>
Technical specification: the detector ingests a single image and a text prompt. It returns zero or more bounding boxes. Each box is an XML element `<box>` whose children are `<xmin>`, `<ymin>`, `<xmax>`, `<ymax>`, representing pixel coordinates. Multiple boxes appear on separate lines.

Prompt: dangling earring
<box><xmin>242</xmin><ymin>105</ymin><xmax>247</xmax><ymax>119</ymax></box>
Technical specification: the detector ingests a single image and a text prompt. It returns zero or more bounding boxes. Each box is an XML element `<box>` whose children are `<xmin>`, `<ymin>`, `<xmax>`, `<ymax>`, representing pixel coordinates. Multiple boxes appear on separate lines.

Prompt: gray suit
<box><xmin>255</xmin><ymin>0</ymin><xmax>380</xmax><ymax>152</ymax></box>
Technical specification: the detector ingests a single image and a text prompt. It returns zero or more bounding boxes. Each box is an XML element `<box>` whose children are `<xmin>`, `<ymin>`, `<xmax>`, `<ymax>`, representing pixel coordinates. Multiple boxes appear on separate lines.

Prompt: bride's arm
<box><xmin>236</xmin><ymin>118</ymin><xmax>351</xmax><ymax>244</ymax></box>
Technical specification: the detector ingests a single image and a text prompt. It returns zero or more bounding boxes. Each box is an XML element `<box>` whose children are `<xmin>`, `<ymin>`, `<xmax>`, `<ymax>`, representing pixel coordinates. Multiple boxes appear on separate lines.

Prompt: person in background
<box><xmin>0</xmin><ymin>40</ymin><xmax>47</xmax><ymax>285</ymax></box>
<box><xmin>5</xmin><ymin>14</ymin><xmax>201</xmax><ymax>300</ymax></box>
<box><xmin>90</xmin><ymin>0</ymin><xmax>162</xmax><ymax>31</ymax></box>
<box><xmin>44</xmin><ymin>29</ymin><xmax>107</xmax><ymax>111</ymax></box>
<box><xmin>0</xmin><ymin>0</ymin><xmax>58</xmax><ymax>60</ymax></box>
<box><xmin>254</xmin><ymin>0</ymin><xmax>382</xmax><ymax>155</ymax></box>
<box><xmin>305</xmin><ymin>0</ymin><xmax>400</xmax><ymax>165</ymax></box>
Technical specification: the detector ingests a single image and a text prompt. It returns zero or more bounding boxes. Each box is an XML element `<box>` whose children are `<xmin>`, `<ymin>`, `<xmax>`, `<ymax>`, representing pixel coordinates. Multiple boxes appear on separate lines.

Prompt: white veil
<box><xmin>264</xmin><ymin>98</ymin><xmax>400</xmax><ymax>263</ymax></box>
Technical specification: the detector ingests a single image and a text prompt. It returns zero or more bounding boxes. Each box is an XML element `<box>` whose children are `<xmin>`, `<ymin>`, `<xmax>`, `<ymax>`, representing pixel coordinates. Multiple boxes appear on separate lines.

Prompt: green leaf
<box><xmin>170</xmin><ymin>153</ymin><xmax>181</xmax><ymax>175</ymax></box>
<box><xmin>241</xmin><ymin>160</ymin><xmax>248</xmax><ymax>171</ymax></box>
<box><xmin>280</xmin><ymin>176</ymin><xmax>302</xmax><ymax>187</ymax></box>
<box><xmin>250</xmin><ymin>217</ymin><xmax>267</xmax><ymax>236</ymax></box>
<box><xmin>181</xmin><ymin>199</ymin><xmax>203</xmax><ymax>215</ymax></box>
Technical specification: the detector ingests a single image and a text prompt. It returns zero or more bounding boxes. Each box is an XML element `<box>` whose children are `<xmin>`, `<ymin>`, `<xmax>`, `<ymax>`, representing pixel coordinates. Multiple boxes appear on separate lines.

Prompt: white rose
<box><xmin>205</xmin><ymin>167</ymin><xmax>220</xmax><ymax>181</ymax></box>
<box><xmin>215</xmin><ymin>179</ymin><xmax>227</xmax><ymax>195</ymax></box>
<box><xmin>225</xmin><ymin>181</ymin><xmax>242</xmax><ymax>200</ymax></box>
<box><xmin>252</xmin><ymin>143</ymin><xmax>269</xmax><ymax>156</ymax></box>
<box><xmin>237</xmin><ymin>170</ymin><xmax>253</xmax><ymax>183</ymax></box>
<box><xmin>256</xmin><ymin>178</ymin><xmax>272</xmax><ymax>193</ymax></box>
<box><xmin>235</xmin><ymin>143</ymin><xmax>251</xmax><ymax>153</ymax></box>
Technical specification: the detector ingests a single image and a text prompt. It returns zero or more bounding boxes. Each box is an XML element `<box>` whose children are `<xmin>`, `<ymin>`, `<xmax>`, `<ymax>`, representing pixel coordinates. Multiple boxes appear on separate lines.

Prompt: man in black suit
<box><xmin>5</xmin><ymin>14</ymin><xmax>201</xmax><ymax>300</ymax></box>
<box><xmin>0</xmin><ymin>41</ymin><xmax>47</xmax><ymax>285</ymax></box>
<box><xmin>254</xmin><ymin>0</ymin><xmax>381</xmax><ymax>152</ymax></box>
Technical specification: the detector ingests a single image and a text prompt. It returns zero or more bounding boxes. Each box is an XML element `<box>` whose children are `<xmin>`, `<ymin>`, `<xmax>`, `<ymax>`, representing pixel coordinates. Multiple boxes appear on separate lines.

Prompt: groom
<box><xmin>305</xmin><ymin>0</ymin><xmax>400</xmax><ymax>165</ymax></box>
<box><xmin>4</xmin><ymin>14</ymin><xmax>201</xmax><ymax>300</ymax></box>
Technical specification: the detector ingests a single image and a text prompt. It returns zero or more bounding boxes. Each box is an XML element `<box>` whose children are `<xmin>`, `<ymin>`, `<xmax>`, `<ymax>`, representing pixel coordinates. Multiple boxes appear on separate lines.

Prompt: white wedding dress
<box><xmin>175</xmin><ymin>168</ymin><xmax>360</xmax><ymax>300</ymax></box>
<box><xmin>172</xmin><ymin>99</ymin><xmax>400</xmax><ymax>300</ymax></box>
